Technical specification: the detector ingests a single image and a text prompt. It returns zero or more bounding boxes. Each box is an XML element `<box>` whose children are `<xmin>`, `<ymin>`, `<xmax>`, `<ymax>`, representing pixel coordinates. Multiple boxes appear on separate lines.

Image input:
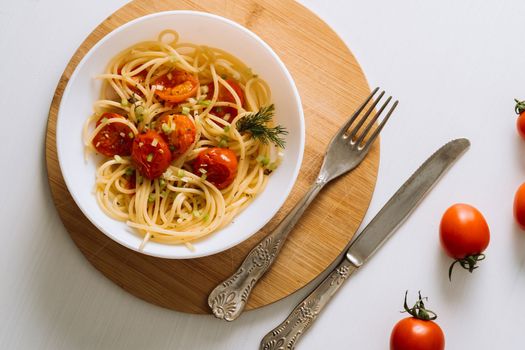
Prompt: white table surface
<box><xmin>2</xmin><ymin>0</ymin><xmax>524</xmax><ymax>349</ymax></box>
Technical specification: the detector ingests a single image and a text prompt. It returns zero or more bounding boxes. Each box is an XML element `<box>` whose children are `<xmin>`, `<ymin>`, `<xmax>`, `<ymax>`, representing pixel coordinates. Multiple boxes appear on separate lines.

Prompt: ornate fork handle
<box><xmin>208</xmin><ymin>179</ymin><xmax>326</xmax><ymax>321</ymax></box>
<box><xmin>260</xmin><ymin>259</ymin><xmax>358</xmax><ymax>350</ymax></box>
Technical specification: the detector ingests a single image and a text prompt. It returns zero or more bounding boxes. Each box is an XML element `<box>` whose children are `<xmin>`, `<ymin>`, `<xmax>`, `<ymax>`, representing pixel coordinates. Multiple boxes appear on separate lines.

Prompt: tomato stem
<box><xmin>402</xmin><ymin>291</ymin><xmax>437</xmax><ymax>321</ymax></box>
<box><xmin>448</xmin><ymin>253</ymin><xmax>486</xmax><ymax>281</ymax></box>
<box><xmin>515</xmin><ymin>99</ymin><xmax>525</xmax><ymax>114</ymax></box>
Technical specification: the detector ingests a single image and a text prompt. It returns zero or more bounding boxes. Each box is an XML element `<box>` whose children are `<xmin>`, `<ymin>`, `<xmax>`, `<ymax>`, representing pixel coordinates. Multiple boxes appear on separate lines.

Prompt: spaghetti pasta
<box><xmin>83</xmin><ymin>30</ymin><xmax>286</xmax><ymax>250</ymax></box>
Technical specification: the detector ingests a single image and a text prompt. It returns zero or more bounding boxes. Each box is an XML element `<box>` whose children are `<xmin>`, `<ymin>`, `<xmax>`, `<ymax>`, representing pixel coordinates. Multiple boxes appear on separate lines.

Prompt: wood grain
<box><xmin>45</xmin><ymin>0</ymin><xmax>378</xmax><ymax>314</ymax></box>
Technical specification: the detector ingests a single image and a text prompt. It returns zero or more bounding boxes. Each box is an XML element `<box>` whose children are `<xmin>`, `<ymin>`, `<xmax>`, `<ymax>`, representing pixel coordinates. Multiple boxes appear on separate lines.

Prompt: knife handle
<box><xmin>260</xmin><ymin>259</ymin><xmax>357</xmax><ymax>350</ymax></box>
<box><xmin>208</xmin><ymin>180</ymin><xmax>325</xmax><ymax>321</ymax></box>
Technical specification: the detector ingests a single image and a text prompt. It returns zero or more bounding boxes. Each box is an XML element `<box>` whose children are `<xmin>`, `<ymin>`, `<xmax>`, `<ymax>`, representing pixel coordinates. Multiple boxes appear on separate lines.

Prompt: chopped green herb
<box><xmin>193</xmin><ymin>210</ymin><xmax>201</xmax><ymax>218</ymax></box>
<box><xmin>135</xmin><ymin>105</ymin><xmax>145</xmax><ymax>122</ymax></box>
<box><xmin>170</xmin><ymin>54</ymin><xmax>178</xmax><ymax>63</ymax></box>
<box><xmin>146</xmin><ymin>153</ymin><xmax>153</xmax><ymax>162</ymax></box>
<box><xmin>267</xmin><ymin>162</ymin><xmax>278</xmax><ymax>171</ymax></box>
<box><xmin>161</xmin><ymin>123</ymin><xmax>171</xmax><ymax>134</ymax></box>
<box><xmin>159</xmin><ymin>179</ymin><xmax>166</xmax><ymax>187</ymax></box>
<box><xmin>120</xmin><ymin>98</ymin><xmax>129</xmax><ymax>107</ymax></box>
<box><xmin>218</xmin><ymin>137</ymin><xmax>228</xmax><ymax>148</ymax></box>
<box><xmin>128</xmin><ymin>132</ymin><xmax>134</xmax><ymax>139</ymax></box>
<box><xmin>223</xmin><ymin>125</ymin><xmax>230</xmax><ymax>132</ymax></box>
<box><xmin>181</xmin><ymin>106</ymin><xmax>190</xmax><ymax>115</ymax></box>
<box><xmin>236</xmin><ymin>104</ymin><xmax>288</xmax><ymax>148</ymax></box>
<box><xmin>256</xmin><ymin>155</ymin><xmax>270</xmax><ymax>166</ymax></box>
<box><xmin>148</xmin><ymin>193</ymin><xmax>156</xmax><ymax>202</ymax></box>
<box><xmin>177</xmin><ymin>169</ymin><xmax>185</xmax><ymax>178</ymax></box>
<box><xmin>125</xmin><ymin>168</ymin><xmax>134</xmax><ymax>176</ymax></box>
<box><xmin>101</xmin><ymin>117</ymin><xmax>109</xmax><ymax>124</ymax></box>
<box><xmin>162</xmin><ymin>169</ymin><xmax>173</xmax><ymax>179</ymax></box>
<box><xmin>203</xmin><ymin>214</ymin><xmax>210</xmax><ymax>222</ymax></box>
<box><xmin>198</xmin><ymin>99</ymin><xmax>211</xmax><ymax>107</ymax></box>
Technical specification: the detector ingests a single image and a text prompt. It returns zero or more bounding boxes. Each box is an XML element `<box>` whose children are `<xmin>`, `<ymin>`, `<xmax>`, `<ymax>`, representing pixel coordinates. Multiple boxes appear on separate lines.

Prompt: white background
<box><xmin>1</xmin><ymin>0</ymin><xmax>524</xmax><ymax>349</ymax></box>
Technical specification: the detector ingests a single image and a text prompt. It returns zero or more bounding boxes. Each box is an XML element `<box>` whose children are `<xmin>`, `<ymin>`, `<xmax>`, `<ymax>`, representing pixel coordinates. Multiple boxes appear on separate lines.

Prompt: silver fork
<box><xmin>208</xmin><ymin>88</ymin><xmax>398</xmax><ymax>321</ymax></box>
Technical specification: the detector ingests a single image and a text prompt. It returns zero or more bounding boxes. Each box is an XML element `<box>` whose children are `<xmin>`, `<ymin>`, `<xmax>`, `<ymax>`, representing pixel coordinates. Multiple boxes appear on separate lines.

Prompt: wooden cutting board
<box><xmin>45</xmin><ymin>0</ymin><xmax>379</xmax><ymax>314</ymax></box>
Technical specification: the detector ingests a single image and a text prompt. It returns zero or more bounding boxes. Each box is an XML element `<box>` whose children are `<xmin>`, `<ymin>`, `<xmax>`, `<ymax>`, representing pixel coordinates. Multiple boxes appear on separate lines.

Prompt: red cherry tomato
<box><xmin>439</xmin><ymin>203</ymin><xmax>490</xmax><ymax>279</ymax></box>
<box><xmin>514</xmin><ymin>99</ymin><xmax>525</xmax><ymax>139</ymax></box>
<box><xmin>131</xmin><ymin>130</ymin><xmax>171</xmax><ymax>179</ymax></box>
<box><xmin>514</xmin><ymin>183</ymin><xmax>525</xmax><ymax>229</ymax></box>
<box><xmin>193</xmin><ymin>148</ymin><xmax>238</xmax><ymax>189</ymax></box>
<box><xmin>390</xmin><ymin>291</ymin><xmax>445</xmax><ymax>350</ymax></box>
<box><xmin>154</xmin><ymin>114</ymin><xmax>196</xmax><ymax>159</ymax></box>
<box><xmin>390</xmin><ymin>317</ymin><xmax>445</xmax><ymax>350</ymax></box>
<box><xmin>92</xmin><ymin>112</ymin><xmax>134</xmax><ymax>157</ymax></box>
<box><xmin>154</xmin><ymin>70</ymin><xmax>199</xmax><ymax>103</ymax></box>
<box><xmin>440</xmin><ymin>204</ymin><xmax>490</xmax><ymax>258</ymax></box>
<box><xmin>207</xmin><ymin>79</ymin><xmax>245</xmax><ymax>119</ymax></box>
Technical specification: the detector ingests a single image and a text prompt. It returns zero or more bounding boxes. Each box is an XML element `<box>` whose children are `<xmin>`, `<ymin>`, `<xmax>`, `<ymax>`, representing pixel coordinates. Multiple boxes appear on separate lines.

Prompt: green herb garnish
<box><xmin>236</xmin><ymin>104</ymin><xmax>287</xmax><ymax>148</ymax></box>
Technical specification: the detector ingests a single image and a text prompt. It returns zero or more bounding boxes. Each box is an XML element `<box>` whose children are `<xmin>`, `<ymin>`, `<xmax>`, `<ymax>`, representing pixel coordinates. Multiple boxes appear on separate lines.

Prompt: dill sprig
<box><xmin>236</xmin><ymin>104</ymin><xmax>288</xmax><ymax>148</ymax></box>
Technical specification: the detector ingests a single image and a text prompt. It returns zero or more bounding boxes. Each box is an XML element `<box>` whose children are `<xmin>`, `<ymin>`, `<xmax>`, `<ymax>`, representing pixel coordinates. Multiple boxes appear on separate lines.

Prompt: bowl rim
<box><xmin>56</xmin><ymin>10</ymin><xmax>305</xmax><ymax>259</ymax></box>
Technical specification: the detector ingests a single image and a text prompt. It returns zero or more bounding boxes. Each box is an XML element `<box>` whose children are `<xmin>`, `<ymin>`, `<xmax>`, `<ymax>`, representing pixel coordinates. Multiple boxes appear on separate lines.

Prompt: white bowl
<box><xmin>56</xmin><ymin>11</ymin><xmax>304</xmax><ymax>259</ymax></box>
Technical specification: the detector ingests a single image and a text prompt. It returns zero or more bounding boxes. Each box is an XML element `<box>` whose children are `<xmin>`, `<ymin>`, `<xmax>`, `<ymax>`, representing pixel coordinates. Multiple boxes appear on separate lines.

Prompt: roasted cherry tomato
<box><xmin>154</xmin><ymin>114</ymin><xmax>196</xmax><ymax>159</ymax></box>
<box><xmin>515</xmin><ymin>99</ymin><xmax>525</xmax><ymax>139</ymax></box>
<box><xmin>131</xmin><ymin>130</ymin><xmax>171</xmax><ymax>179</ymax></box>
<box><xmin>514</xmin><ymin>183</ymin><xmax>525</xmax><ymax>229</ymax></box>
<box><xmin>193</xmin><ymin>147</ymin><xmax>238</xmax><ymax>189</ymax></box>
<box><xmin>207</xmin><ymin>79</ymin><xmax>245</xmax><ymax>119</ymax></box>
<box><xmin>92</xmin><ymin>112</ymin><xmax>134</xmax><ymax>157</ymax></box>
<box><xmin>439</xmin><ymin>203</ymin><xmax>490</xmax><ymax>280</ymax></box>
<box><xmin>390</xmin><ymin>291</ymin><xmax>445</xmax><ymax>350</ymax></box>
<box><xmin>154</xmin><ymin>70</ymin><xmax>198</xmax><ymax>103</ymax></box>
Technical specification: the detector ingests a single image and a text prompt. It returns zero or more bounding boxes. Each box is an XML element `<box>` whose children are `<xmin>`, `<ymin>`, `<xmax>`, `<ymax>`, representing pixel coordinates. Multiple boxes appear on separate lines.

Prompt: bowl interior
<box><xmin>56</xmin><ymin>11</ymin><xmax>304</xmax><ymax>259</ymax></box>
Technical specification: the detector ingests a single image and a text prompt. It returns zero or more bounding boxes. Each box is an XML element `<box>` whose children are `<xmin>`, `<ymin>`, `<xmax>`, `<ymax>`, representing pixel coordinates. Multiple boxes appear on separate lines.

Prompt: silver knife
<box><xmin>260</xmin><ymin>138</ymin><xmax>470</xmax><ymax>350</ymax></box>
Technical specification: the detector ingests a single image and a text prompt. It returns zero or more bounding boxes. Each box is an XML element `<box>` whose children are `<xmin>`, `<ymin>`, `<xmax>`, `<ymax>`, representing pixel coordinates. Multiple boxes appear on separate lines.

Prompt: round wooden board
<box><xmin>45</xmin><ymin>0</ymin><xmax>378</xmax><ymax>314</ymax></box>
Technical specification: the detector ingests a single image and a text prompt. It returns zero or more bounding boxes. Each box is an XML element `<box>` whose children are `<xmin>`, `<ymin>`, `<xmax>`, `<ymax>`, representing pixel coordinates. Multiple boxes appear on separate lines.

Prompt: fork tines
<box><xmin>340</xmin><ymin>87</ymin><xmax>398</xmax><ymax>150</ymax></box>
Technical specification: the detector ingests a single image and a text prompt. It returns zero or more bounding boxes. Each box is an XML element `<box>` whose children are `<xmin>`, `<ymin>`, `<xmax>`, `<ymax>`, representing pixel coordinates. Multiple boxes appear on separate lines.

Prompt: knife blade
<box><xmin>345</xmin><ymin>137</ymin><xmax>470</xmax><ymax>267</ymax></box>
<box><xmin>260</xmin><ymin>138</ymin><xmax>470</xmax><ymax>350</ymax></box>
